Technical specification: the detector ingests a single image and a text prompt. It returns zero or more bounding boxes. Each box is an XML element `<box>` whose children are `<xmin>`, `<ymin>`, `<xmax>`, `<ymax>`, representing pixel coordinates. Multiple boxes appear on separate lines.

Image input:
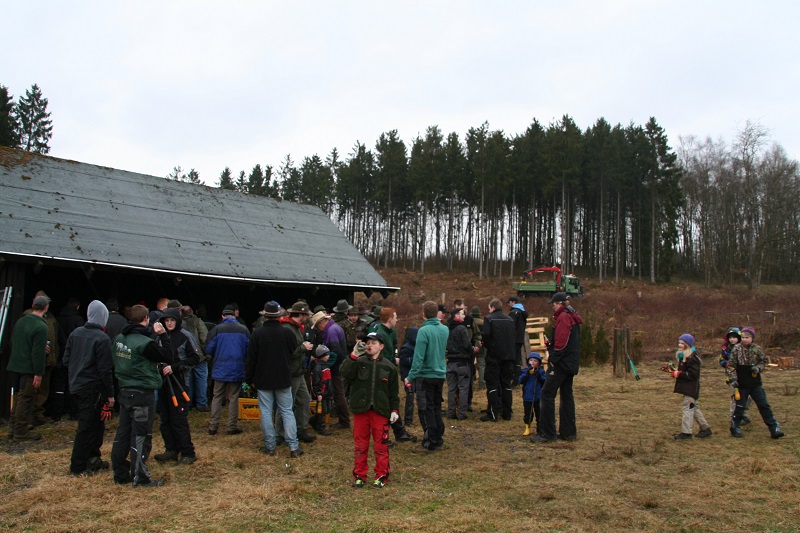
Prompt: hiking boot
<box><xmin>207</xmin><ymin>428</ymin><xmax>218</xmax><ymax>435</ymax></box>
<box><xmin>730</xmin><ymin>426</ymin><xmax>743</xmax><ymax>438</ymax></box>
<box><xmin>290</xmin><ymin>448</ymin><xmax>304</xmax><ymax>458</ymax></box>
<box><xmin>13</xmin><ymin>431</ymin><xmax>42</xmax><ymax>441</ymax></box>
<box><xmin>696</xmin><ymin>427</ymin><xmax>713</xmax><ymax>439</ymax></box>
<box><xmin>740</xmin><ymin>416</ymin><xmax>751</xmax><ymax>426</ymax></box>
<box><xmin>479</xmin><ymin>414</ymin><xmax>497</xmax><ymax>422</ymax></box>
<box><xmin>196</xmin><ymin>406</ymin><xmax>211</xmax><ymax>412</ymax></box>
<box><xmin>154</xmin><ymin>450</ymin><xmax>179</xmax><ymax>462</ymax></box>
<box><xmin>87</xmin><ymin>457</ymin><xmax>110</xmax><ymax>471</ymax></box>
<box><xmin>352</xmin><ymin>477</ymin><xmax>365</xmax><ymax>488</ymax></box>
<box><xmin>315</xmin><ymin>426</ymin><xmax>332</xmax><ymax>436</ymax></box>
<box><xmin>177</xmin><ymin>455</ymin><xmax>197</xmax><ymax>465</ymax></box>
<box><xmin>372</xmin><ymin>476</ymin><xmax>387</xmax><ymax>489</ymax></box>
<box><xmin>410</xmin><ymin>444</ymin><xmax>435</xmax><ymax>454</ymax></box>
<box><xmin>226</xmin><ymin>428</ymin><xmax>243</xmax><ymax>435</ymax></box>
<box><xmin>259</xmin><ymin>446</ymin><xmax>276</xmax><ymax>456</ymax></box>
<box><xmin>396</xmin><ymin>432</ymin><xmax>417</xmax><ymax>443</ymax></box>
<box><xmin>336</xmin><ymin>421</ymin><xmax>351</xmax><ymax>430</ymax></box>
<box><xmin>530</xmin><ymin>435</ymin><xmax>557</xmax><ymax>444</ymax></box>
<box><xmin>387</xmin><ymin>439</ymin><xmax>395</xmax><ymax>448</ymax></box>
<box><xmin>771</xmin><ymin>425</ymin><xmax>785</xmax><ymax>439</ymax></box>
<box><xmin>297</xmin><ymin>432</ymin><xmax>317</xmax><ymax>443</ymax></box>
<box><xmin>132</xmin><ymin>478</ymin><xmax>165</xmax><ymax>488</ymax></box>
<box><xmin>673</xmin><ymin>433</ymin><xmax>692</xmax><ymax>440</ymax></box>
<box><xmin>557</xmin><ymin>434</ymin><xmax>577</xmax><ymax>442</ymax></box>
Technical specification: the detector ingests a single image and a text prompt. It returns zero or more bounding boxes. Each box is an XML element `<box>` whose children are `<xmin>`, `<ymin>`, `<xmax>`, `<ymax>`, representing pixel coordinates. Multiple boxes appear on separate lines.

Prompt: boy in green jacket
<box><xmin>340</xmin><ymin>332</ymin><xmax>400</xmax><ymax>489</ymax></box>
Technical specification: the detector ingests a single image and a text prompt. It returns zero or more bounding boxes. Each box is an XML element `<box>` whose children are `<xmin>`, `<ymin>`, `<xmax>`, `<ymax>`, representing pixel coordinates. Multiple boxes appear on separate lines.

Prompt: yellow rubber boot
<box><xmin>523</xmin><ymin>424</ymin><xmax>531</xmax><ymax>436</ymax></box>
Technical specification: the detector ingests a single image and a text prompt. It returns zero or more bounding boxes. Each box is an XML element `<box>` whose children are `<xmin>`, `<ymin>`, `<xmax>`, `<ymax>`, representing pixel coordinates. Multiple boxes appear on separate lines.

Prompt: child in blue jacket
<box><xmin>518</xmin><ymin>352</ymin><xmax>546</xmax><ymax>436</ymax></box>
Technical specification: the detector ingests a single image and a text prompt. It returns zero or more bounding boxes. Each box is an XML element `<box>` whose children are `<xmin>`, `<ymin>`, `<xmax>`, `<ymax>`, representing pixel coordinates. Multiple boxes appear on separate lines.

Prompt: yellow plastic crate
<box><xmin>238</xmin><ymin>397</ymin><xmax>260</xmax><ymax>420</ymax></box>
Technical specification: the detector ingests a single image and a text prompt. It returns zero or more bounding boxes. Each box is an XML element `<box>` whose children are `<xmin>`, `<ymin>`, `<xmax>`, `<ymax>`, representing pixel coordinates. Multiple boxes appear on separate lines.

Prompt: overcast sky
<box><xmin>4</xmin><ymin>1</ymin><xmax>798</xmax><ymax>184</ymax></box>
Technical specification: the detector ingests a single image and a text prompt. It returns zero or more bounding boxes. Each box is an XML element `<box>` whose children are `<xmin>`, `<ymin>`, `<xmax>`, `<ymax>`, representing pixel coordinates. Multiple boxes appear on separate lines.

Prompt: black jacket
<box><xmin>245</xmin><ymin>319</ymin><xmax>297</xmax><ymax>390</ymax></box>
<box><xmin>673</xmin><ymin>352</ymin><xmax>701</xmax><ymax>399</ymax></box>
<box><xmin>508</xmin><ymin>306</ymin><xmax>529</xmax><ymax>344</ymax></box>
<box><xmin>63</xmin><ymin>323</ymin><xmax>114</xmax><ymax>398</ymax></box>
<box><xmin>482</xmin><ymin>310</ymin><xmax>516</xmax><ymax>362</ymax></box>
<box><xmin>446</xmin><ymin>320</ymin><xmax>473</xmax><ymax>362</ymax></box>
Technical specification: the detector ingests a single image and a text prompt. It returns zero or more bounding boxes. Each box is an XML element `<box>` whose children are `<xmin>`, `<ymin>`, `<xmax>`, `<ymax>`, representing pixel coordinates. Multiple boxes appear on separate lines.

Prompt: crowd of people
<box><xmin>6</xmin><ymin>288</ymin><xmax>785</xmax><ymax>490</ymax></box>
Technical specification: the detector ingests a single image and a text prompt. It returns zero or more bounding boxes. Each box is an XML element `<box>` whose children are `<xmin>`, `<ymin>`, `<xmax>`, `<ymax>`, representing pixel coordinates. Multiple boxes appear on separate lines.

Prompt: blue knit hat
<box><xmin>678</xmin><ymin>334</ymin><xmax>695</xmax><ymax>348</ymax></box>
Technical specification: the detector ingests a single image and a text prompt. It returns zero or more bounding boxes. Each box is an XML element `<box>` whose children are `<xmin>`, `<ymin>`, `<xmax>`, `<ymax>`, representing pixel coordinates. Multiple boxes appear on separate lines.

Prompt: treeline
<box><xmin>677</xmin><ymin>121</ymin><xmax>800</xmax><ymax>287</ymax></box>
<box><xmin>197</xmin><ymin>115</ymin><xmax>688</xmax><ymax>283</ymax></box>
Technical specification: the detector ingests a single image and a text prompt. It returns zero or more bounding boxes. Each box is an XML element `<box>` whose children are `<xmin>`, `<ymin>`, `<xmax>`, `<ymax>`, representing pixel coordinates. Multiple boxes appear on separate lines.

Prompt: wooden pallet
<box><xmin>526</xmin><ymin>316</ymin><xmax>550</xmax><ymax>364</ymax></box>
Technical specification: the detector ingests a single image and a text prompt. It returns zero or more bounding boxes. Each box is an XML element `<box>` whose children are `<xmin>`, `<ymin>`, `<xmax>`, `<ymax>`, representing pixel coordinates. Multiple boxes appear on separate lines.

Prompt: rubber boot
<box><xmin>523</xmin><ymin>424</ymin><xmax>531</xmax><ymax>436</ymax></box>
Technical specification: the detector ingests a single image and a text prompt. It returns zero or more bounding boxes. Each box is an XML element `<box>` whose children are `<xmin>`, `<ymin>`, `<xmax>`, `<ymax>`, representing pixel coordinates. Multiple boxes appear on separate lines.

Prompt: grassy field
<box><xmin>2</xmin><ymin>364</ymin><xmax>798</xmax><ymax>532</ymax></box>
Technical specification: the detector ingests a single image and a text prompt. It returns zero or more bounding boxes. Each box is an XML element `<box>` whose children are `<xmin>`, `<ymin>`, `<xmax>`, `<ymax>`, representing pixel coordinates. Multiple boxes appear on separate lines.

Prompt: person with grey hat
<box><xmin>275</xmin><ymin>301</ymin><xmax>316</xmax><ymax>444</ymax></box>
<box><xmin>532</xmin><ymin>292</ymin><xmax>583</xmax><ymax>444</ymax></box>
<box><xmin>63</xmin><ymin>300</ymin><xmax>114</xmax><ymax>475</ymax></box>
<box><xmin>6</xmin><ymin>295</ymin><xmax>50</xmax><ymax>440</ymax></box>
<box><xmin>246</xmin><ymin>301</ymin><xmax>304</xmax><ymax>457</ymax></box>
<box><xmin>332</xmin><ymin>299</ymin><xmax>357</xmax><ymax>355</ymax></box>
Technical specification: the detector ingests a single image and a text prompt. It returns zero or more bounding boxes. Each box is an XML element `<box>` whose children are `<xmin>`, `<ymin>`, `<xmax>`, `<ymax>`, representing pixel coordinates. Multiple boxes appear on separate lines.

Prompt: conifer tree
<box><xmin>0</xmin><ymin>85</ymin><xmax>20</xmax><ymax>148</ymax></box>
<box><xmin>15</xmin><ymin>84</ymin><xmax>52</xmax><ymax>153</ymax></box>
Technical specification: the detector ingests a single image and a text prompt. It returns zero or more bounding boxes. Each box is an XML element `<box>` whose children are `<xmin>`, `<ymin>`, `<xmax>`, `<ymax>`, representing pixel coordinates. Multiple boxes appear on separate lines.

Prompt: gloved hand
<box><xmin>353</xmin><ymin>341</ymin><xmax>367</xmax><ymax>358</ymax></box>
<box><xmin>751</xmin><ymin>366</ymin><xmax>760</xmax><ymax>375</ymax></box>
<box><xmin>730</xmin><ymin>380</ymin><xmax>739</xmax><ymax>389</ymax></box>
<box><xmin>528</xmin><ymin>368</ymin><xmax>536</xmax><ymax>374</ymax></box>
<box><xmin>100</xmin><ymin>402</ymin><xmax>113</xmax><ymax>421</ymax></box>
<box><xmin>389</xmin><ymin>412</ymin><xmax>399</xmax><ymax>424</ymax></box>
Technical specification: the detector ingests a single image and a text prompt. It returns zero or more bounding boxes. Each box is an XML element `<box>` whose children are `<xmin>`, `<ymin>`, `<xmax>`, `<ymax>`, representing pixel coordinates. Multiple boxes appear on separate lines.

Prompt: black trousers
<box><xmin>485</xmin><ymin>359</ymin><xmax>514</xmax><ymax>420</ymax></box>
<box><xmin>70</xmin><ymin>387</ymin><xmax>106</xmax><ymax>474</ymax></box>
<box><xmin>158</xmin><ymin>378</ymin><xmax>195</xmax><ymax>457</ymax></box>
<box><xmin>416</xmin><ymin>377</ymin><xmax>445</xmax><ymax>449</ymax></box>
<box><xmin>539</xmin><ymin>367</ymin><xmax>576</xmax><ymax>440</ymax></box>
<box><xmin>112</xmin><ymin>388</ymin><xmax>156</xmax><ymax>484</ymax></box>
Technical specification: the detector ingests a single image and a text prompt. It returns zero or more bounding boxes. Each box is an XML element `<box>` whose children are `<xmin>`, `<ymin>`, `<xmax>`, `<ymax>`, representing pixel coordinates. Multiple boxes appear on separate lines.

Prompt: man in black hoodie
<box><xmin>63</xmin><ymin>300</ymin><xmax>114</xmax><ymax>476</ymax></box>
<box><xmin>153</xmin><ymin>308</ymin><xmax>200</xmax><ymax>465</ymax></box>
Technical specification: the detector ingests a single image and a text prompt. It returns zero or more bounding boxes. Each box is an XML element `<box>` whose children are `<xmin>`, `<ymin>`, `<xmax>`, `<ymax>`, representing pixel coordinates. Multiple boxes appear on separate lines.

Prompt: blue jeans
<box><xmin>257</xmin><ymin>387</ymin><xmax>298</xmax><ymax>451</ymax></box>
<box><xmin>188</xmin><ymin>362</ymin><xmax>209</xmax><ymax>408</ymax></box>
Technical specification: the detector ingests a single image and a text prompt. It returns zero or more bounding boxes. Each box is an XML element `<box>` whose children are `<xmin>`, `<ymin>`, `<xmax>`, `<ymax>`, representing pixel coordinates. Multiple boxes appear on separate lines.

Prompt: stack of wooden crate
<box><xmin>526</xmin><ymin>316</ymin><xmax>550</xmax><ymax>365</ymax></box>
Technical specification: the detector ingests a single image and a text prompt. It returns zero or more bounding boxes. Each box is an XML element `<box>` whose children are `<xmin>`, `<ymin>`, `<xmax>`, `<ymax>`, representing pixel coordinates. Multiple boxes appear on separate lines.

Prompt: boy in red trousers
<box><xmin>340</xmin><ymin>332</ymin><xmax>400</xmax><ymax>488</ymax></box>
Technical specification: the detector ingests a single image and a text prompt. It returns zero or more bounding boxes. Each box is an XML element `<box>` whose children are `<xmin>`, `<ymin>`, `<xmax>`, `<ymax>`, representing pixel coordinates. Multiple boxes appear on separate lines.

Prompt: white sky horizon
<box><xmin>3</xmin><ymin>1</ymin><xmax>797</xmax><ymax>184</ymax></box>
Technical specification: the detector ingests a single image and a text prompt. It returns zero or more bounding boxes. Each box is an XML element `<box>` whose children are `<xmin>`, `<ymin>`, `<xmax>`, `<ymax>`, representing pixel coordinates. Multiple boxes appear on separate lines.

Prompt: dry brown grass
<box><xmin>3</xmin><ymin>270</ymin><xmax>800</xmax><ymax>531</ymax></box>
<box><xmin>2</xmin><ymin>365</ymin><xmax>799</xmax><ymax>532</ymax></box>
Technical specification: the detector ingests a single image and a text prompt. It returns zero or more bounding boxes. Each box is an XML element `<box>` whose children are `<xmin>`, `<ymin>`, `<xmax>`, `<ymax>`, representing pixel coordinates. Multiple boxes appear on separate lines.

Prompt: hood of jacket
<box><xmin>87</xmin><ymin>300</ymin><xmax>109</xmax><ymax>328</ymax></box>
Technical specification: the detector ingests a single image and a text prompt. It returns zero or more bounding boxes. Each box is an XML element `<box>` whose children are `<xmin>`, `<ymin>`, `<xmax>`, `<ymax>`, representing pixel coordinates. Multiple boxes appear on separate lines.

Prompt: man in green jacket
<box><xmin>7</xmin><ymin>295</ymin><xmax>49</xmax><ymax>440</ymax></box>
<box><xmin>110</xmin><ymin>304</ymin><xmax>173</xmax><ymax>487</ymax></box>
<box><xmin>405</xmin><ymin>301</ymin><xmax>449</xmax><ymax>453</ymax></box>
<box><xmin>340</xmin><ymin>332</ymin><xmax>400</xmax><ymax>489</ymax></box>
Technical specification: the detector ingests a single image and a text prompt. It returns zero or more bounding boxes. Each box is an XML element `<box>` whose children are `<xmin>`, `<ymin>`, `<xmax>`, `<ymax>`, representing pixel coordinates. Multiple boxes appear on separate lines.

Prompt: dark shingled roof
<box><xmin>0</xmin><ymin>147</ymin><xmax>397</xmax><ymax>294</ymax></box>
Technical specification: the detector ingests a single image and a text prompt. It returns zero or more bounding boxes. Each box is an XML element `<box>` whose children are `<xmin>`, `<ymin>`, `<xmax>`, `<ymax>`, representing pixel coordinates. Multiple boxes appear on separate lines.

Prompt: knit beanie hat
<box><xmin>678</xmin><ymin>334</ymin><xmax>695</xmax><ymax>348</ymax></box>
<box><xmin>741</xmin><ymin>326</ymin><xmax>756</xmax><ymax>340</ymax></box>
<box><xmin>726</xmin><ymin>327</ymin><xmax>741</xmax><ymax>341</ymax></box>
<box><xmin>314</xmin><ymin>344</ymin><xmax>330</xmax><ymax>358</ymax></box>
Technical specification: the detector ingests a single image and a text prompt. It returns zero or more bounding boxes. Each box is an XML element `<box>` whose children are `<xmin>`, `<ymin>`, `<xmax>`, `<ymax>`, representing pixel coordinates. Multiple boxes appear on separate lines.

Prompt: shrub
<box><xmin>580</xmin><ymin>322</ymin><xmax>595</xmax><ymax>367</ymax></box>
<box><xmin>595</xmin><ymin>323</ymin><xmax>611</xmax><ymax>365</ymax></box>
